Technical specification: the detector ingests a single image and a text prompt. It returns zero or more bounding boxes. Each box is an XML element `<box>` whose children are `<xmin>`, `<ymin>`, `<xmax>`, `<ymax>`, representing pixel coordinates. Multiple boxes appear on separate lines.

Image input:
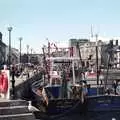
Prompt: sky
<box><xmin>0</xmin><ymin>0</ymin><xmax>120</xmax><ymax>53</ymax></box>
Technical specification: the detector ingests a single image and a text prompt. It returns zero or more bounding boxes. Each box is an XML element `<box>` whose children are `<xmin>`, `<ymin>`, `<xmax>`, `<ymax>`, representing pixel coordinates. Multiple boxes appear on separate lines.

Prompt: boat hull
<box><xmin>47</xmin><ymin>99</ymin><xmax>85</xmax><ymax>115</ymax></box>
<box><xmin>32</xmin><ymin>94</ymin><xmax>85</xmax><ymax>114</ymax></box>
<box><xmin>87</xmin><ymin>95</ymin><xmax>120</xmax><ymax>112</ymax></box>
<box><xmin>32</xmin><ymin>89</ymin><xmax>87</xmax><ymax>119</ymax></box>
<box><xmin>82</xmin><ymin>95</ymin><xmax>120</xmax><ymax>120</ymax></box>
<box><xmin>32</xmin><ymin>89</ymin><xmax>120</xmax><ymax>119</ymax></box>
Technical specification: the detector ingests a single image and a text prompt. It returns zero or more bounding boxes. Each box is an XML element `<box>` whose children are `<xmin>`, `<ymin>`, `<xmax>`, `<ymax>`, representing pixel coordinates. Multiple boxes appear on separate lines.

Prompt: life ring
<box><xmin>0</xmin><ymin>72</ymin><xmax>8</xmax><ymax>94</ymax></box>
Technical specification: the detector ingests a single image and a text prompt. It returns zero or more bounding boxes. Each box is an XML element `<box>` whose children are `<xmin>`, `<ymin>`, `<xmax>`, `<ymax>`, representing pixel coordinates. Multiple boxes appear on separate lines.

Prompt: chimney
<box><xmin>0</xmin><ymin>32</ymin><xmax>2</xmax><ymax>41</ymax></box>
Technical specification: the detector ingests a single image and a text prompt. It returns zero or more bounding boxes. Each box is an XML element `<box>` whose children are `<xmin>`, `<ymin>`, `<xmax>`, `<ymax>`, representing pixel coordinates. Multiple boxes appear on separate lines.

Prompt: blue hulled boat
<box><xmin>31</xmin><ymin>56</ymin><xmax>87</xmax><ymax>119</ymax></box>
<box><xmin>31</xmin><ymin>41</ymin><xmax>120</xmax><ymax>120</ymax></box>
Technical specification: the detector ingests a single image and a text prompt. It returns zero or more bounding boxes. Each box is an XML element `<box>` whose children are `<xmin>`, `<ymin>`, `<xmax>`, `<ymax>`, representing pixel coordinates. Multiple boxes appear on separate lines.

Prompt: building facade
<box><xmin>69</xmin><ymin>38</ymin><xmax>107</xmax><ymax>69</ymax></box>
<box><xmin>6</xmin><ymin>47</ymin><xmax>20</xmax><ymax>65</ymax></box>
<box><xmin>0</xmin><ymin>32</ymin><xmax>7</xmax><ymax>68</ymax></box>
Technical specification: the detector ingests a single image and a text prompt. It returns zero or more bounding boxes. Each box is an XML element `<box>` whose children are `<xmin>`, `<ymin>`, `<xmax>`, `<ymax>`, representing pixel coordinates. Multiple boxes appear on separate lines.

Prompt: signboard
<box><xmin>0</xmin><ymin>69</ymin><xmax>10</xmax><ymax>99</ymax></box>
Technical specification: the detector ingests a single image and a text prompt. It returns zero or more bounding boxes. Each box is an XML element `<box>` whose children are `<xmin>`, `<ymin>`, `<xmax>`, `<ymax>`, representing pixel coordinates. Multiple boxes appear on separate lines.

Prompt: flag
<box><xmin>42</xmin><ymin>88</ymin><xmax>48</xmax><ymax>105</ymax></box>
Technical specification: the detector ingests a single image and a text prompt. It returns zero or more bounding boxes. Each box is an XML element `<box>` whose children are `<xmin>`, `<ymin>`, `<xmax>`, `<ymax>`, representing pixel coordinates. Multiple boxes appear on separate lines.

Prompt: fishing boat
<box><xmin>32</xmin><ymin>58</ymin><xmax>88</xmax><ymax>119</ymax></box>
<box><xmin>83</xmin><ymin>40</ymin><xmax>120</xmax><ymax>119</ymax></box>
<box><xmin>31</xmin><ymin>40</ymin><xmax>120</xmax><ymax>119</ymax></box>
<box><xmin>31</xmin><ymin>42</ymin><xmax>88</xmax><ymax>119</ymax></box>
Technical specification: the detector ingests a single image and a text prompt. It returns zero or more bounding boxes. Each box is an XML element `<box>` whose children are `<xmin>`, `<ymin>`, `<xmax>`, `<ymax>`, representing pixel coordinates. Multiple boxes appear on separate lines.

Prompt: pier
<box><xmin>0</xmin><ymin>68</ymin><xmax>43</xmax><ymax>120</ymax></box>
<box><xmin>0</xmin><ymin>99</ymin><xmax>35</xmax><ymax>120</ymax></box>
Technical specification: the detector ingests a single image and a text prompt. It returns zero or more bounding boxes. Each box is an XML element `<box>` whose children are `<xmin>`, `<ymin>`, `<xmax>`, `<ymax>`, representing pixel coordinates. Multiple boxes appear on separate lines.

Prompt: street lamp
<box><xmin>27</xmin><ymin>45</ymin><xmax>29</xmax><ymax>63</ymax></box>
<box><xmin>7</xmin><ymin>27</ymin><xmax>12</xmax><ymax>69</ymax></box>
<box><xmin>8</xmin><ymin>27</ymin><xmax>15</xmax><ymax>99</ymax></box>
<box><xmin>30</xmin><ymin>48</ymin><xmax>33</xmax><ymax>63</ymax></box>
<box><xmin>19</xmin><ymin>37</ymin><xmax>22</xmax><ymax>63</ymax></box>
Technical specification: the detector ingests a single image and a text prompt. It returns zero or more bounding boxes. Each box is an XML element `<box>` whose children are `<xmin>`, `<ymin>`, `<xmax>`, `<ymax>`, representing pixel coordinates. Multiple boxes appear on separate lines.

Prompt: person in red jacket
<box><xmin>0</xmin><ymin>70</ymin><xmax>8</xmax><ymax>98</ymax></box>
<box><xmin>0</xmin><ymin>71</ymin><xmax>2</xmax><ymax>93</ymax></box>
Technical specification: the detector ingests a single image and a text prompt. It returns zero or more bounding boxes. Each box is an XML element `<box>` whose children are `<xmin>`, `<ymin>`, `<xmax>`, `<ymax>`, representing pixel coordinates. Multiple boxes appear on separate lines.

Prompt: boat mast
<box><xmin>42</xmin><ymin>47</ymin><xmax>48</xmax><ymax>84</ymax></box>
<box><xmin>105</xmin><ymin>40</ymin><xmax>113</xmax><ymax>90</ymax></box>
<box><xmin>77</xmin><ymin>42</ymin><xmax>83</xmax><ymax>70</ymax></box>
<box><xmin>48</xmin><ymin>41</ymin><xmax>51</xmax><ymax>83</ymax></box>
<box><xmin>72</xmin><ymin>60</ymin><xmax>76</xmax><ymax>85</ymax></box>
<box><xmin>105</xmin><ymin>54</ymin><xmax>110</xmax><ymax>90</ymax></box>
<box><xmin>61</xmin><ymin>69</ymin><xmax>68</xmax><ymax>98</ymax></box>
<box><xmin>95</xmin><ymin>34</ymin><xmax>99</xmax><ymax>95</ymax></box>
<box><xmin>77</xmin><ymin>41</ymin><xmax>84</xmax><ymax>81</ymax></box>
<box><xmin>42</xmin><ymin>46</ymin><xmax>50</xmax><ymax>83</ymax></box>
<box><xmin>70</xmin><ymin>47</ymin><xmax>76</xmax><ymax>84</ymax></box>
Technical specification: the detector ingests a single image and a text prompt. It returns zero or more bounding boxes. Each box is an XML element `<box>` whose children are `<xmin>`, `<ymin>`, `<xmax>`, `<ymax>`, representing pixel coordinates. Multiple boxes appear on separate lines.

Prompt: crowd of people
<box><xmin>9</xmin><ymin>63</ymin><xmax>43</xmax><ymax>81</ymax></box>
<box><xmin>105</xmin><ymin>80</ymin><xmax>120</xmax><ymax>95</ymax></box>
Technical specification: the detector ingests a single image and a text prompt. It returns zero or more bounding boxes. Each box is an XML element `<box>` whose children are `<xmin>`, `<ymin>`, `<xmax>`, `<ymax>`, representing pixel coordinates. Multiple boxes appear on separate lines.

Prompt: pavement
<box><xmin>10</xmin><ymin>70</ymin><xmax>34</xmax><ymax>88</ymax></box>
<box><xmin>0</xmin><ymin>69</ymin><xmax>41</xmax><ymax>102</ymax></box>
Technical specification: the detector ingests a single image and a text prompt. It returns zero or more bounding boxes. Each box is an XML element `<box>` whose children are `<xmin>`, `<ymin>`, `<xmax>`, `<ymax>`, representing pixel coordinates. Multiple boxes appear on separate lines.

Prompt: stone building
<box><xmin>78</xmin><ymin>40</ymin><xmax>104</xmax><ymax>69</ymax></box>
<box><xmin>0</xmin><ymin>32</ymin><xmax>7</xmax><ymax>68</ymax></box>
<box><xmin>11</xmin><ymin>48</ymin><xmax>19</xmax><ymax>64</ymax></box>
<box><xmin>69</xmin><ymin>38</ymin><xmax>106</xmax><ymax>69</ymax></box>
<box><xmin>21</xmin><ymin>53</ymin><xmax>42</xmax><ymax>65</ymax></box>
<box><xmin>6</xmin><ymin>47</ymin><xmax>20</xmax><ymax>65</ymax></box>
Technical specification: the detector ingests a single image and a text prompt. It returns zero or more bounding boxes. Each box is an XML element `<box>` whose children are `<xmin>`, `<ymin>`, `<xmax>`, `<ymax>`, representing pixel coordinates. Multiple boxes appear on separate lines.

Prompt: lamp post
<box><xmin>27</xmin><ymin>45</ymin><xmax>29</xmax><ymax>63</ymax></box>
<box><xmin>7</xmin><ymin>27</ymin><xmax>12</xmax><ymax>69</ymax></box>
<box><xmin>19</xmin><ymin>37</ymin><xmax>22</xmax><ymax>63</ymax></box>
<box><xmin>29</xmin><ymin>48</ymin><xmax>33</xmax><ymax>63</ymax></box>
<box><xmin>8</xmin><ymin>27</ymin><xmax>15</xmax><ymax>99</ymax></box>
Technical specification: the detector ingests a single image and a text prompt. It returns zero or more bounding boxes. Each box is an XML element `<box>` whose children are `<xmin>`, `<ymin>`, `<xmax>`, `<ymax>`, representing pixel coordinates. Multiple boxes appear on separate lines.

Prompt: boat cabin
<box><xmin>44</xmin><ymin>57</ymin><xmax>85</xmax><ymax>99</ymax></box>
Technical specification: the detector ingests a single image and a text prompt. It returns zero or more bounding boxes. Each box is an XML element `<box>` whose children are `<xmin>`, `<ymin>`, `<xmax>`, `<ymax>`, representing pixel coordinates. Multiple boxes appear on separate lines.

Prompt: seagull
<box><xmin>28</xmin><ymin>101</ymin><xmax>39</xmax><ymax>112</ymax></box>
